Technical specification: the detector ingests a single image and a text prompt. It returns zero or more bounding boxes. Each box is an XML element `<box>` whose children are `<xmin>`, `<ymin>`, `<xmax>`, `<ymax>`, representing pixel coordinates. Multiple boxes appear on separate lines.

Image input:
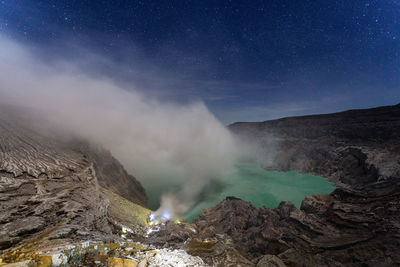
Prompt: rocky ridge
<box><xmin>229</xmin><ymin>103</ymin><xmax>400</xmax><ymax>185</ymax></box>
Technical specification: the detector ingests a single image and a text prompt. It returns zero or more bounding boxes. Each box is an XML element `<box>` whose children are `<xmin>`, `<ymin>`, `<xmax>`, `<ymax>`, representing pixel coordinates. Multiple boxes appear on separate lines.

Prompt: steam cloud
<box><xmin>0</xmin><ymin>34</ymin><xmax>242</xmax><ymax>219</ymax></box>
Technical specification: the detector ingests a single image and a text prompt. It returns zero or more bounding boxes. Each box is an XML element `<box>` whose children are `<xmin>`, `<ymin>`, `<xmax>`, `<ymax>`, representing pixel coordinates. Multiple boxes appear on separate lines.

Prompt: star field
<box><xmin>0</xmin><ymin>0</ymin><xmax>399</xmax><ymax>122</ymax></box>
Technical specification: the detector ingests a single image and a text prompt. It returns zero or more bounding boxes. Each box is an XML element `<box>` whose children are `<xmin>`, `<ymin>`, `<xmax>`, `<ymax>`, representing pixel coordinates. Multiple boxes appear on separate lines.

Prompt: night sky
<box><xmin>1</xmin><ymin>0</ymin><xmax>399</xmax><ymax>123</ymax></box>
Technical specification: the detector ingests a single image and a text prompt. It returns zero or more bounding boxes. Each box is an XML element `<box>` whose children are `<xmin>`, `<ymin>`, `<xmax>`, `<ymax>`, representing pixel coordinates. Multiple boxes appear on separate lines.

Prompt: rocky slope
<box><xmin>0</xmin><ymin>108</ymin><xmax>149</xmax><ymax>263</ymax></box>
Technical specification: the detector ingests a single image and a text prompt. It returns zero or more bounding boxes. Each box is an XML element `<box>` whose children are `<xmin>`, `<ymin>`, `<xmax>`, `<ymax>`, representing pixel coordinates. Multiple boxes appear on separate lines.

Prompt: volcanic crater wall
<box><xmin>229</xmin><ymin>103</ymin><xmax>400</xmax><ymax>186</ymax></box>
<box><xmin>191</xmin><ymin>103</ymin><xmax>400</xmax><ymax>266</ymax></box>
<box><xmin>0</xmin><ymin>109</ymin><xmax>148</xmax><ymax>256</ymax></box>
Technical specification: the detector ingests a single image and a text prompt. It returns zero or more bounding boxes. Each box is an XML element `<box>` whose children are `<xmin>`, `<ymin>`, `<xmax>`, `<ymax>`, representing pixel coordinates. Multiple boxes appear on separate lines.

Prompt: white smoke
<box><xmin>0</xmin><ymin>34</ymin><xmax>240</xmax><ymax>218</ymax></box>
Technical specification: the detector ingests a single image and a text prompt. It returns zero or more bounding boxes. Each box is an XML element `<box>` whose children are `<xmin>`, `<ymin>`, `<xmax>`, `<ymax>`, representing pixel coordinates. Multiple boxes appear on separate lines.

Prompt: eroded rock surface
<box><xmin>193</xmin><ymin>189</ymin><xmax>400</xmax><ymax>266</ymax></box>
<box><xmin>0</xmin><ymin>108</ymin><xmax>149</xmax><ymax>262</ymax></box>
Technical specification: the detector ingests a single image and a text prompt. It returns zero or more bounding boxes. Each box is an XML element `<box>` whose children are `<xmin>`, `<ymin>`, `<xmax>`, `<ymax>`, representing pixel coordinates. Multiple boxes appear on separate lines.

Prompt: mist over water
<box><xmin>0</xmin><ymin>34</ymin><xmax>247</xmax><ymax>219</ymax></box>
<box><xmin>183</xmin><ymin>163</ymin><xmax>336</xmax><ymax>222</ymax></box>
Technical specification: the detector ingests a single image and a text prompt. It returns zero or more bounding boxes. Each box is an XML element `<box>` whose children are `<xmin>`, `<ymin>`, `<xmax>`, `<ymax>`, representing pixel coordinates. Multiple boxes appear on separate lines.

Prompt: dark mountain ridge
<box><xmin>229</xmin><ymin>103</ymin><xmax>400</xmax><ymax>186</ymax></box>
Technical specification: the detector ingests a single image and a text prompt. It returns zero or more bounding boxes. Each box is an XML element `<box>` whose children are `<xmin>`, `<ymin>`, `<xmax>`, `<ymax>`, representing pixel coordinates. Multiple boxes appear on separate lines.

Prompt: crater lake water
<box><xmin>146</xmin><ymin>163</ymin><xmax>336</xmax><ymax>222</ymax></box>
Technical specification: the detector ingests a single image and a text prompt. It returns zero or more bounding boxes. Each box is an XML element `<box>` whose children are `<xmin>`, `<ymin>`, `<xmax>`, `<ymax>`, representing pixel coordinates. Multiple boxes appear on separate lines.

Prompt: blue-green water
<box><xmin>146</xmin><ymin>163</ymin><xmax>335</xmax><ymax>222</ymax></box>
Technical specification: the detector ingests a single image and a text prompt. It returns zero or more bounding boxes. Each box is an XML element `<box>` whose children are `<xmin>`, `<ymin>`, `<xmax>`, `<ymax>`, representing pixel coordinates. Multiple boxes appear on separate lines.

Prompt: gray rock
<box><xmin>257</xmin><ymin>255</ymin><xmax>286</xmax><ymax>267</ymax></box>
<box><xmin>138</xmin><ymin>259</ymin><xmax>147</xmax><ymax>267</ymax></box>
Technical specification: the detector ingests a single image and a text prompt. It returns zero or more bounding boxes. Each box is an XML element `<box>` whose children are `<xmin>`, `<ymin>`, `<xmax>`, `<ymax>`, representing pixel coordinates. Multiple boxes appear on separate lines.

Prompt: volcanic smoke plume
<box><xmin>0</xmin><ymin>34</ymin><xmax>242</xmax><ymax>218</ymax></box>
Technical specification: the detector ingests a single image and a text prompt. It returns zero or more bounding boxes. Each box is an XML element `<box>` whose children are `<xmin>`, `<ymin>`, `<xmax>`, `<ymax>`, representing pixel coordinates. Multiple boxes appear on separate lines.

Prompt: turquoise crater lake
<box><xmin>146</xmin><ymin>163</ymin><xmax>336</xmax><ymax>222</ymax></box>
<box><xmin>184</xmin><ymin>163</ymin><xmax>335</xmax><ymax>221</ymax></box>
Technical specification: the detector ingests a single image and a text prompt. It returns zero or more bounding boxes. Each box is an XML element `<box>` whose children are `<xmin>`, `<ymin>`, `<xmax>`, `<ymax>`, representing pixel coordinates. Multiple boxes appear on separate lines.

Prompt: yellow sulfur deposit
<box><xmin>38</xmin><ymin>255</ymin><xmax>52</xmax><ymax>267</ymax></box>
<box><xmin>107</xmin><ymin>257</ymin><xmax>139</xmax><ymax>267</ymax></box>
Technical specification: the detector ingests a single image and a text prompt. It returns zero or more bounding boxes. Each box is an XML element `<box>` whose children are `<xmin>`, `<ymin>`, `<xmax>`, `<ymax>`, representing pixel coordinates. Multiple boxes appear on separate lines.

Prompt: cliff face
<box><xmin>0</xmin><ymin>109</ymin><xmax>148</xmax><ymax>257</ymax></box>
<box><xmin>79</xmin><ymin>144</ymin><xmax>147</xmax><ymax>206</ymax></box>
<box><xmin>229</xmin><ymin>103</ymin><xmax>400</xmax><ymax>186</ymax></box>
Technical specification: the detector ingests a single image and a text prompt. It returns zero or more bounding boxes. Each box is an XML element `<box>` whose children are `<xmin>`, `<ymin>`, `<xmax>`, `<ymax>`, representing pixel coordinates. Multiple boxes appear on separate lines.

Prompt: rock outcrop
<box><xmin>194</xmin><ymin>188</ymin><xmax>400</xmax><ymax>266</ymax></box>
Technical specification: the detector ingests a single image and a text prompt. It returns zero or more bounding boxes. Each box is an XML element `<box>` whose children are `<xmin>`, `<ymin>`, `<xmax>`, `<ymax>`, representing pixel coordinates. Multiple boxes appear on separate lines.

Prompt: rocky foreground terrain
<box><xmin>0</xmin><ymin>104</ymin><xmax>399</xmax><ymax>266</ymax></box>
